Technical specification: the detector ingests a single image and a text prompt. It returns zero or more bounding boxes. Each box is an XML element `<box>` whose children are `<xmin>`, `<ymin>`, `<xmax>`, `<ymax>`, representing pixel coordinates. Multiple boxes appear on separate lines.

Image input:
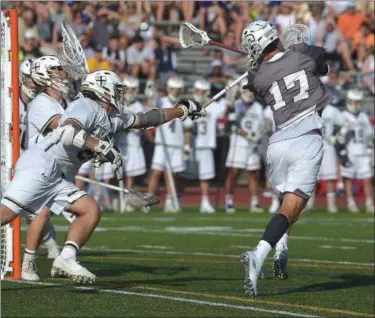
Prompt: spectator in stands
<box><xmin>308</xmin><ymin>6</ymin><xmax>324</xmax><ymax>45</ymax></box>
<box><xmin>199</xmin><ymin>1</ymin><xmax>227</xmax><ymax>39</ymax></box>
<box><xmin>18</xmin><ymin>7</ymin><xmax>39</xmax><ymax>47</ymax></box>
<box><xmin>316</xmin><ymin>16</ymin><xmax>355</xmax><ymax>71</ymax></box>
<box><xmin>361</xmin><ymin>45</ymin><xmax>375</xmax><ymax>95</ymax></box>
<box><xmin>220</xmin><ymin>31</ymin><xmax>248</xmax><ymax>68</ymax></box>
<box><xmin>352</xmin><ymin>22</ymin><xmax>375</xmax><ymax>64</ymax></box>
<box><xmin>51</xmin><ymin>2</ymin><xmax>68</xmax><ymax>45</ymax></box>
<box><xmin>80</xmin><ymin>34</ymin><xmax>94</xmax><ymax>60</ymax></box>
<box><xmin>337</xmin><ymin>2</ymin><xmax>367</xmax><ymax>43</ymax></box>
<box><xmin>90</xmin><ymin>9</ymin><xmax>113</xmax><ymax>47</ymax></box>
<box><xmin>102</xmin><ymin>34</ymin><xmax>126</xmax><ymax>73</ymax></box>
<box><xmin>156</xmin><ymin>2</ymin><xmax>183</xmax><ymax>22</ymax></box>
<box><xmin>36</xmin><ymin>6</ymin><xmax>54</xmax><ymax>44</ymax></box>
<box><xmin>154</xmin><ymin>37</ymin><xmax>177</xmax><ymax>82</ymax></box>
<box><xmin>118</xmin><ymin>2</ymin><xmax>143</xmax><ymax>40</ymax></box>
<box><xmin>207</xmin><ymin>60</ymin><xmax>227</xmax><ymax>98</ymax></box>
<box><xmin>126</xmin><ymin>34</ymin><xmax>156</xmax><ymax>80</ymax></box>
<box><xmin>71</xmin><ymin>11</ymin><xmax>87</xmax><ymax>38</ymax></box>
<box><xmin>274</xmin><ymin>2</ymin><xmax>296</xmax><ymax>35</ymax></box>
<box><xmin>87</xmin><ymin>45</ymin><xmax>111</xmax><ymax>72</ymax></box>
<box><xmin>19</xmin><ymin>30</ymin><xmax>43</xmax><ymax>61</ymax></box>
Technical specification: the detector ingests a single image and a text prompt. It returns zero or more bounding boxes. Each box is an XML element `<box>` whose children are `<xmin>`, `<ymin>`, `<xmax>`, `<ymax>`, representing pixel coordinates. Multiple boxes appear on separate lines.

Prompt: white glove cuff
<box><xmin>177</xmin><ymin>105</ymin><xmax>189</xmax><ymax>121</ymax></box>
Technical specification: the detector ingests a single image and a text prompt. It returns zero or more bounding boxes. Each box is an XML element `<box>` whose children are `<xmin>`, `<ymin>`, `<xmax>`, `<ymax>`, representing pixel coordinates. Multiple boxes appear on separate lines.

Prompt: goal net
<box><xmin>1</xmin><ymin>9</ymin><xmax>21</xmax><ymax>280</ymax></box>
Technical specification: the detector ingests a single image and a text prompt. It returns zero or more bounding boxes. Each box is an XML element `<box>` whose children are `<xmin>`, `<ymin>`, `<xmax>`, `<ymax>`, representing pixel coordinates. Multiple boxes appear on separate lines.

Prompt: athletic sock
<box><xmin>327</xmin><ymin>192</ymin><xmax>335</xmax><ymax>204</ymax></box>
<box><xmin>250</xmin><ymin>196</ymin><xmax>259</xmax><ymax>207</ymax></box>
<box><xmin>60</xmin><ymin>241</ymin><xmax>80</xmax><ymax>260</ymax></box>
<box><xmin>225</xmin><ymin>194</ymin><xmax>233</xmax><ymax>206</ymax></box>
<box><xmin>366</xmin><ymin>198</ymin><xmax>374</xmax><ymax>207</ymax></box>
<box><xmin>261</xmin><ymin>214</ymin><xmax>289</xmax><ymax>248</ymax></box>
<box><xmin>253</xmin><ymin>240</ymin><xmax>272</xmax><ymax>265</ymax></box>
<box><xmin>275</xmin><ymin>233</ymin><xmax>289</xmax><ymax>253</ymax></box>
<box><xmin>43</xmin><ymin>234</ymin><xmax>58</xmax><ymax>249</ymax></box>
<box><xmin>201</xmin><ymin>195</ymin><xmax>209</xmax><ymax>204</ymax></box>
<box><xmin>347</xmin><ymin>197</ymin><xmax>355</xmax><ymax>206</ymax></box>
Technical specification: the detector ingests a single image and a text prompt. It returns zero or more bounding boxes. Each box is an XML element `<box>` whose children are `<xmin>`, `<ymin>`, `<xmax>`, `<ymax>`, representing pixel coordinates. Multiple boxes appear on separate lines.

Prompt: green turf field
<box><xmin>2</xmin><ymin>208</ymin><xmax>374</xmax><ymax>317</ymax></box>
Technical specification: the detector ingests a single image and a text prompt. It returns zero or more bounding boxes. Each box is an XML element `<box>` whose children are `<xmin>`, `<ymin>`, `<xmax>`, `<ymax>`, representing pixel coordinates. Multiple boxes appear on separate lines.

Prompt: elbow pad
<box><xmin>55</xmin><ymin>125</ymin><xmax>88</xmax><ymax>148</ymax></box>
<box><xmin>137</xmin><ymin>108</ymin><xmax>165</xmax><ymax>129</ymax></box>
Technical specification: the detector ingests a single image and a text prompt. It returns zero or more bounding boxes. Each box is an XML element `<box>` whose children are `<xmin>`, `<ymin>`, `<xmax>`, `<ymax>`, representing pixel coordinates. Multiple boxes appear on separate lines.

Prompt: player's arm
<box><xmin>28</xmin><ymin>103</ymin><xmax>62</xmax><ymax>135</ymax></box>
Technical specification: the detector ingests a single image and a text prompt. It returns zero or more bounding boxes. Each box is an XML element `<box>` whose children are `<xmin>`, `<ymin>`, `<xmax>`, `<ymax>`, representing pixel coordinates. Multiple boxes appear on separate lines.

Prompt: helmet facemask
<box><xmin>47</xmin><ymin>66</ymin><xmax>70</xmax><ymax>94</ymax></box>
<box><xmin>125</xmin><ymin>87</ymin><xmax>137</xmax><ymax>104</ymax></box>
<box><xmin>113</xmin><ymin>83</ymin><xmax>126</xmax><ymax>111</ymax></box>
<box><xmin>240</xmin><ymin>89</ymin><xmax>254</xmax><ymax>104</ymax></box>
<box><xmin>20</xmin><ymin>73</ymin><xmax>36</xmax><ymax>99</ymax></box>
<box><xmin>347</xmin><ymin>99</ymin><xmax>361</xmax><ymax>114</ymax></box>
<box><xmin>193</xmin><ymin>88</ymin><xmax>209</xmax><ymax>103</ymax></box>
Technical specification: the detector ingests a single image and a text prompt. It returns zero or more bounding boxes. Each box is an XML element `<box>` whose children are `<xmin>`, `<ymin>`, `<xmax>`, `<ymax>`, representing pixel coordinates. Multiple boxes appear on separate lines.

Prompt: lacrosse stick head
<box><xmin>59</xmin><ymin>22</ymin><xmax>89</xmax><ymax>81</ymax></box>
<box><xmin>282</xmin><ymin>24</ymin><xmax>311</xmax><ymax>49</ymax></box>
<box><xmin>126</xmin><ymin>190</ymin><xmax>160</xmax><ymax>208</ymax></box>
<box><xmin>179</xmin><ymin>22</ymin><xmax>210</xmax><ymax>49</ymax></box>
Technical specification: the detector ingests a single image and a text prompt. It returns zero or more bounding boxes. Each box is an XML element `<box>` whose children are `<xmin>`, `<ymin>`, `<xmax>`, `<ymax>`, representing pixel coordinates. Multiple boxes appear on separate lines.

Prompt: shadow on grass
<box><xmin>265</xmin><ymin>273</ymin><xmax>375</xmax><ymax>296</ymax></box>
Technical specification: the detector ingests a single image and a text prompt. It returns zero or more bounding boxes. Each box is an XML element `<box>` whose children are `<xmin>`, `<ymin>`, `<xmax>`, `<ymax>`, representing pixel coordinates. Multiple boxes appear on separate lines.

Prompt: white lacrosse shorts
<box><xmin>341</xmin><ymin>154</ymin><xmax>373</xmax><ymax>179</ymax></box>
<box><xmin>267</xmin><ymin>130</ymin><xmax>323</xmax><ymax>200</ymax></box>
<box><xmin>225</xmin><ymin>146</ymin><xmax>261</xmax><ymax>171</ymax></box>
<box><xmin>318</xmin><ymin>144</ymin><xmax>338</xmax><ymax>181</ymax></box>
<box><xmin>195</xmin><ymin>148</ymin><xmax>215</xmax><ymax>180</ymax></box>
<box><xmin>94</xmin><ymin>162</ymin><xmax>114</xmax><ymax>180</ymax></box>
<box><xmin>1</xmin><ymin>147</ymin><xmax>86</xmax><ymax>216</ymax></box>
<box><xmin>119</xmin><ymin>145</ymin><xmax>146</xmax><ymax>177</ymax></box>
<box><xmin>151</xmin><ymin>145</ymin><xmax>185</xmax><ymax>173</ymax></box>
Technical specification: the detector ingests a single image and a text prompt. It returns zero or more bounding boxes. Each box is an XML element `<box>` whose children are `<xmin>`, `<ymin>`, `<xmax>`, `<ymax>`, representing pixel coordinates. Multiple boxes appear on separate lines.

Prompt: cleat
<box><xmin>225</xmin><ymin>204</ymin><xmax>236</xmax><ymax>214</ymax></box>
<box><xmin>273</xmin><ymin>248</ymin><xmax>289</xmax><ymax>280</ymax></box>
<box><xmin>51</xmin><ymin>256</ymin><xmax>96</xmax><ymax>284</ymax></box>
<box><xmin>21</xmin><ymin>259</ymin><xmax>40</xmax><ymax>282</ymax></box>
<box><xmin>366</xmin><ymin>204</ymin><xmax>374</xmax><ymax>214</ymax></box>
<box><xmin>241</xmin><ymin>251</ymin><xmax>261</xmax><ymax>297</ymax></box>
<box><xmin>164</xmin><ymin>199</ymin><xmax>180</xmax><ymax>213</ymax></box>
<box><xmin>348</xmin><ymin>203</ymin><xmax>359</xmax><ymax>213</ymax></box>
<box><xmin>328</xmin><ymin>204</ymin><xmax>338</xmax><ymax>214</ymax></box>
<box><xmin>142</xmin><ymin>206</ymin><xmax>151</xmax><ymax>214</ymax></box>
<box><xmin>250</xmin><ymin>205</ymin><xmax>264</xmax><ymax>213</ymax></box>
<box><xmin>200</xmin><ymin>201</ymin><xmax>215</xmax><ymax>214</ymax></box>
<box><xmin>46</xmin><ymin>243</ymin><xmax>60</xmax><ymax>260</ymax></box>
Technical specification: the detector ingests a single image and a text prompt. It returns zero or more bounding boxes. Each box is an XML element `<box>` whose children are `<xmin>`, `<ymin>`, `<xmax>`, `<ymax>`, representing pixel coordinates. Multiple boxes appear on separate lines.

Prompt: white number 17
<box><xmin>269</xmin><ymin>70</ymin><xmax>309</xmax><ymax>110</ymax></box>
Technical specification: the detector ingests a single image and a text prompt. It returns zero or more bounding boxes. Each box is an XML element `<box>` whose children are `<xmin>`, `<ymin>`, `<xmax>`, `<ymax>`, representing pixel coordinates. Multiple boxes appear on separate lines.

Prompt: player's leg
<box><xmin>242</xmin><ymin>131</ymin><xmax>323</xmax><ymax>297</ymax></box>
<box><xmin>247</xmin><ymin>152</ymin><xmax>263</xmax><ymax>213</ymax></box>
<box><xmin>0</xmin><ymin>204</ymin><xmax>18</xmax><ymax>226</ymax></box>
<box><xmin>357</xmin><ymin>155</ymin><xmax>374</xmax><ymax>213</ymax></box>
<box><xmin>364</xmin><ymin>178</ymin><xmax>374</xmax><ymax>213</ymax></box>
<box><xmin>197</xmin><ymin>149</ymin><xmax>216</xmax><ymax>213</ymax></box>
<box><xmin>326</xmin><ymin>180</ymin><xmax>338</xmax><ymax>213</ymax></box>
<box><xmin>341</xmin><ymin>160</ymin><xmax>359</xmax><ymax>212</ymax></box>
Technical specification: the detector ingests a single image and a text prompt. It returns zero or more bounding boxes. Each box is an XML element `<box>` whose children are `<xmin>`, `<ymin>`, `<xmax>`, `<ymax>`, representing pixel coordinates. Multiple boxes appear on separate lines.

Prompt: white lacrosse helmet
<box><xmin>81</xmin><ymin>70</ymin><xmax>125</xmax><ymax>113</ymax></box>
<box><xmin>346</xmin><ymin>89</ymin><xmax>363</xmax><ymax>113</ymax></box>
<box><xmin>31</xmin><ymin>55</ymin><xmax>70</xmax><ymax>93</ymax></box>
<box><xmin>123</xmin><ymin>77</ymin><xmax>139</xmax><ymax>104</ymax></box>
<box><xmin>167</xmin><ymin>77</ymin><xmax>184</xmax><ymax>102</ymax></box>
<box><xmin>241</xmin><ymin>21</ymin><xmax>279</xmax><ymax>68</ymax></box>
<box><xmin>19</xmin><ymin>59</ymin><xmax>36</xmax><ymax>98</ymax></box>
<box><xmin>193</xmin><ymin>78</ymin><xmax>211</xmax><ymax>103</ymax></box>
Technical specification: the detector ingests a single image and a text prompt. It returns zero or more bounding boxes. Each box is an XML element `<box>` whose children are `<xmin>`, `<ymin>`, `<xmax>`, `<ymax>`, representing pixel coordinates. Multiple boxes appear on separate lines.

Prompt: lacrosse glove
<box><xmin>94</xmin><ymin>140</ymin><xmax>124</xmax><ymax>180</ymax></box>
<box><xmin>176</xmin><ymin>99</ymin><xmax>207</xmax><ymax>120</ymax></box>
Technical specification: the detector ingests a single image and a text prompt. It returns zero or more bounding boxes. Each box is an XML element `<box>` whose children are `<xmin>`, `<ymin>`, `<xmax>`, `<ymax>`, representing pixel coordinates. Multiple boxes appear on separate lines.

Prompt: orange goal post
<box><xmin>1</xmin><ymin>8</ymin><xmax>21</xmax><ymax>280</ymax></box>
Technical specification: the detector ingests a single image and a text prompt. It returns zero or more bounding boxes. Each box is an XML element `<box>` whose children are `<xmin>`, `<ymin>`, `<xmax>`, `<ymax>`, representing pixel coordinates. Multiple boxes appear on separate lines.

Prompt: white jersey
<box><xmin>193</xmin><ymin>99</ymin><xmax>226</xmax><ymax>149</ymax></box>
<box><xmin>19</xmin><ymin>97</ymin><xmax>28</xmax><ymax>150</ymax></box>
<box><xmin>321</xmin><ymin>105</ymin><xmax>343</xmax><ymax>148</ymax></box>
<box><xmin>341</xmin><ymin>110</ymin><xmax>373</xmax><ymax>156</ymax></box>
<box><xmin>27</xmin><ymin>93</ymin><xmax>66</xmax><ymax>147</ymax></box>
<box><xmin>230</xmin><ymin>100</ymin><xmax>264</xmax><ymax>148</ymax></box>
<box><xmin>154</xmin><ymin>97</ymin><xmax>191</xmax><ymax>147</ymax></box>
<box><xmin>37</xmin><ymin>97</ymin><xmax>135</xmax><ymax>182</ymax></box>
<box><xmin>115</xmin><ymin>100</ymin><xmax>144</xmax><ymax>148</ymax></box>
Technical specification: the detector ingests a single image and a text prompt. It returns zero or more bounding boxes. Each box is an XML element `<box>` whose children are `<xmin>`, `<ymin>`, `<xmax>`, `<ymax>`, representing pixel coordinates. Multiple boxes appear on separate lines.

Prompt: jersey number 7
<box><xmin>269</xmin><ymin>70</ymin><xmax>309</xmax><ymax>111</ymax></box>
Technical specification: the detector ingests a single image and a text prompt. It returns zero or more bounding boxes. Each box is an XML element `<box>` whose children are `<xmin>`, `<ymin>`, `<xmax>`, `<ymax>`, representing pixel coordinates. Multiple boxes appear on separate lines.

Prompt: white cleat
<box><xmin>269</xmin><ymin>199</ymin><xmax>279</xmax><ymax>214</ymax></box>
<box><xmin>250</xmin><ymin>205</ymin><xmax>264</xmax><ymax>213</ymax></box>
<box><xmin>225</xmin><ymin>204</ymin><xmax>236</xmax><ymax>214</ymax></box>
<box><xmin>200</xmin><ymin>201</ymin><xmax>215</xmax><ymax>214</ymax></box>
<box><xmin>241</xmin><ymin>251</ymin><xmax>261</xmax><ymax>298</ymax></box>
<box><xmin>21</xmin><ymin>260</ymin><xmax>40</xmax><ymax>282</ymax></box>
<box><xmin>51</xmin><ymin>256</ymin><xmax>96</xmax><ymax>284</ymax></box>
<box><xmin>328</xmin><ymin>204</ymin><xmax>338</xmax><ymax>214</ymax></box>
<box><xmin>273</xmin><ymin>248</ymin><xmax>289</xmax><ymax>280</ymax></box>
<box><xmin>142</xmin><ymin>206</ymin><xmax>151</xmax><ymax>214</ymax></box>
<box><xmin>366</xmin><ymin>204</ymin><xmax>374</xmax><ymax>214</ymax></box>
<box><xmin>46</xmin><ymin>243</ymin><xmax>60</xmax><ymax>260</ymax></box>
<box><xmin>348</xmin><ymin>203</ymin><xmax>359</xmax><ymax>213</ymax></box>
<box><xmin>164</xmin><ymin>199</ymin><xmax>180</xmax><ymax>213</ymax></box>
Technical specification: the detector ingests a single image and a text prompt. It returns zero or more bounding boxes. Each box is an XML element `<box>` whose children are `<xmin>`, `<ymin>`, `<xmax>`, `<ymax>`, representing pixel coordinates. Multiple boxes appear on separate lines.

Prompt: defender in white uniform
<box><xmin>20</xmin><ymin>57</ymin><xmax>67</xmax><ymax>281</ymax></box>
<box><xmin>225</xmin><ymin>89</ymin><xmax>264</xmax><ymax>213</ymax></box>
<box><xmin>1</xmin><ymin>70</ymin><xmax>206</xmax><ymax>283</ymax></box>
<box><xmin>190</xmin><ymin>79</ymin><xmax>226</xmax><ymax>213</ymax></box>
<box><xmin>340</xmin><ymin>89</ymin><xmax>374</xmax><ymax>213</ymax></box>
<box><xmin>115</xmin><ymin>77</ymin><xmax>151</xmax><ymax>212</ymax></box>
<box><xmin>148</xmin><ymin>77</ymin><xmax>192</xmax><ymax>212</ymax></box>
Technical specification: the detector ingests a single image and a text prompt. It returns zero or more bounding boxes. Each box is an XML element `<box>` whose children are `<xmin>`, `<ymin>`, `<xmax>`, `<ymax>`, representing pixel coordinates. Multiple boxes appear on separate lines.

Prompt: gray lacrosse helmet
<box><xmin>241</xmin><ymin>21</ymin><xmax>279</xmax><ymax>68</ymax></box>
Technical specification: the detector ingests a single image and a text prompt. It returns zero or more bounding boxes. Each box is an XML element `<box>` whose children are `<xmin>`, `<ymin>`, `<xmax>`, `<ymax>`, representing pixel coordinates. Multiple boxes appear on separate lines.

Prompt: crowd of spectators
<box><xmin>4</xmin><ymin>1</ymin><xmax>374</xmax><ymax>97</ymax></box>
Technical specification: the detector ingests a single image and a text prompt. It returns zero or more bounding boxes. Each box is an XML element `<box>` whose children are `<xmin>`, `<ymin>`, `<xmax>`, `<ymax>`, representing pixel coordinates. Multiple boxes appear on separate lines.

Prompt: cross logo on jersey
<box><xmin>95</xmin><ymin>75</ymin><xmax>107</xmax><ymax>87</ymax></box>
<box><xmin>32</xmin><ymin>62</ymin><xmax>40</xmax><ymax>73</ymax></box>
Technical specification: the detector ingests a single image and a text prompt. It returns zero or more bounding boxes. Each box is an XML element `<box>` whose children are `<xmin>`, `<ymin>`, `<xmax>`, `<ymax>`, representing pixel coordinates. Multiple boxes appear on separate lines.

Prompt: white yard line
<box><xmin>3</xmin><ymin>280</ymin><xmax>318</xmax><ymax>318</ymax></box>
<box><xmin>319</xmin><ymin>245</ymin><xmax>356</xmax><ymax>250</ymax></box>
<box><xmin>83</xmin><ymin>246</ymin><xmax>374</xmax><ymax>267</ymax></box>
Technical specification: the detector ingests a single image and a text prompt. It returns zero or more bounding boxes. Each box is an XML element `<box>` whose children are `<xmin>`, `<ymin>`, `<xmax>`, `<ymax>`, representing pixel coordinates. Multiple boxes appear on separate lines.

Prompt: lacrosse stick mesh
<box><xmin>59</xmin><ymin>23</ymin><xmax>89</xmax><ymax>80</ymax></box>
<box><xmin>179</xmin><ymin>22</ymin><xmax>209</xmax><ymax>48</ymax></box>
<box><xmin>282</xmin><ymin>24</ymin><xmax>311</xmax><ymax>49</ymax></box>
<box><xmin>126</xmin><ymin>190</ymin><xmax>159</xmax><ymax>208</ymax></box>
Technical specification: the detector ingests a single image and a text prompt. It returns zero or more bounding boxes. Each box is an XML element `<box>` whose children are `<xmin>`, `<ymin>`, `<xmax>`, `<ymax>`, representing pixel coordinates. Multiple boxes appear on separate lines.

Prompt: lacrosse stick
<box><xmin>180</xmin><ymin>22</ymin><xmax>247</xmax><ymax>55</ymax></box>
<box><xmin>146</xmin><ymin>82</ymin><xmax>181</xmax><ymax>212</ymax></box>
<box><xmin>75</xmin><ymin>176</ymin><xmax>159</xmax><ymax>208</ymax></box>
<box><xmin>59</xmin><ymin>22</ymin><xmax>89</xmax><ymax>81</ymax></box>
<box><xmin>202</xmin><ymin>71</ymin><xmax>248</xmax><ymax>109</ymax></box>
<box><xmin>282</xmin><ymin>24</ymin><xmax>311</xmax><ymax>49</ymax></box>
